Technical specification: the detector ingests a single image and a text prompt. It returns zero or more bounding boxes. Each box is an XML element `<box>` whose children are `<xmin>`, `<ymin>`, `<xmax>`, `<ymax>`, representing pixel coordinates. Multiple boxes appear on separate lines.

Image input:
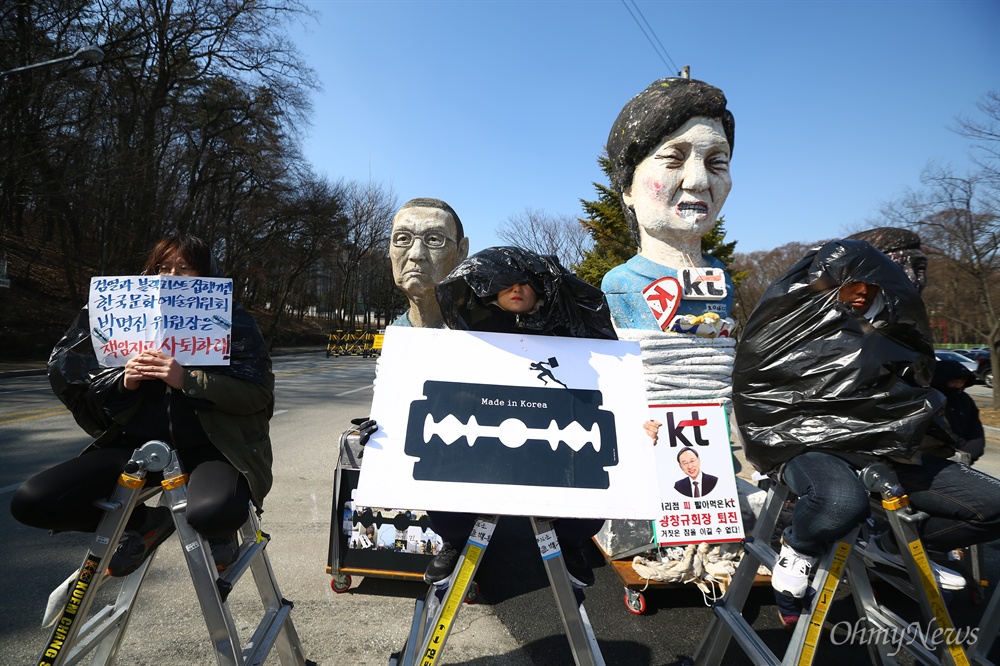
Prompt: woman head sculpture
<box><xmin>607</xmin><ymin>78</ymin><xmax>735</xmax><ymax>258</ymax></box>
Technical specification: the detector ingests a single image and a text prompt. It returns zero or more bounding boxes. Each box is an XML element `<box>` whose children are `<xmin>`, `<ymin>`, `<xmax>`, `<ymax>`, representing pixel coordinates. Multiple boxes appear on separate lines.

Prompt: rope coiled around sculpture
<box><xmin>616</xmin><ymin>329</ymin><xmax>735</xmax><ymax>402</ymax></box>
<box><xmin>617</xmin><ymin>328</ymin><xmax>747</xmax><ymax>599</ymax></box>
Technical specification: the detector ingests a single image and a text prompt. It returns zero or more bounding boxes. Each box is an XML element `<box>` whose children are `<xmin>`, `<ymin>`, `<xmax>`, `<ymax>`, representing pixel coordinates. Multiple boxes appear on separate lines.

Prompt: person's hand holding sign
<box><xmin>124</xmin><ymin>349</ymin><xmax>185</xmax><ymax>390</ymax></box>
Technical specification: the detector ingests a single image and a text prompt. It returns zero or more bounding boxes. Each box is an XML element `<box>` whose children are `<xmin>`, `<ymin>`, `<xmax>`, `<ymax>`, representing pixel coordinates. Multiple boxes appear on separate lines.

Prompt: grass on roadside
<box><xmin>980</xmin><ymin>408</ymin><xmax>999</xmax><ymax>430</ymax></box>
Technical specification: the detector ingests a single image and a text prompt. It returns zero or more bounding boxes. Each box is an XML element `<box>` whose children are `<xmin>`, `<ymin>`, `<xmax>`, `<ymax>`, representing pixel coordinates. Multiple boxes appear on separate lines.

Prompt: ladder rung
<box><xmin>241</xmin><ymin>602</ymin><xmax>293</xmax><ymax>666</ymax></box>
<box><xmin>216</xmin><ymin>534</ymin><xmax>269</xmax><ymax>592</ymax></box>
<box><xmin>712</xmin><ymin>601</ymin><xmax>778</xmax><ymax>666</ymax></box>
<box><xmin>862</xmin><ymin>605</ymin><xmax>940</xmax><ymax>664</ymax></box>
<box><xmin>62</xmin><ymin>605</ymin><xmax>127</xmax><ymax>665</ymax></box>
<box><xmin>741</xmin><ymin>537</ymin><xmax>777</xmax><ymax>572</ymax></box>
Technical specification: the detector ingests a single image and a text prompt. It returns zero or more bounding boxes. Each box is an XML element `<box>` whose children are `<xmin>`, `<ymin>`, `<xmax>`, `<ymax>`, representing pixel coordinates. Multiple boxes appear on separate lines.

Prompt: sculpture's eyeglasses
<box><xmin>391</xmin><ymin>231</ymin><xmax>453</xmax><ymax>249</ymax></box>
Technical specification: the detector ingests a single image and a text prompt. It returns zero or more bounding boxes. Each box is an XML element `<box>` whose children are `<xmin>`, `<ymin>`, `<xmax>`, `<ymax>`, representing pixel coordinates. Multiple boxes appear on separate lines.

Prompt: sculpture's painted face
<box><xmin>390</xmin><ymin>207</ymin><xmax>466</xmax><ymax>298</ymax></box>
<box><xmin>623</xmin><ymin>116</ymin><xmax>732</xmax><ymax>241</ymax></box>
<box><xmin>496</xmin><ymin>282</ymin><xmax>537</xmax><ymax>314</ymax></box>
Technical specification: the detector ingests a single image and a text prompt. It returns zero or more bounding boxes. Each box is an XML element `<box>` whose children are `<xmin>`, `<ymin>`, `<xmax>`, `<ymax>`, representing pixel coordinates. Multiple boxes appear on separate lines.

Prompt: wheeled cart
<box><xmin>326</xmin><ymin>426</ymin><xmax>456</xmax><ymax>595</ymax></box>
<box><xmin>594</xmin><ymin>518</ymin><xmax>768</xmax><ymax>616</ymax></box>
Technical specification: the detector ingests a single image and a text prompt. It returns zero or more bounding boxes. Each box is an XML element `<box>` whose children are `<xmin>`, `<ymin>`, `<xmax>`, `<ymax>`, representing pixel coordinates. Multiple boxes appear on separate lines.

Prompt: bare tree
<box><xmin>256</xmin><ymin>174</ymin><xmax>348</xmax><ymax>344</ymax></box>
<box><xmin>0</xmin><ymin>0</ymin><xmax>322</xmax><ymax>349</ymax></box>
<box><xmin>327</xmin><ymin>180</ymin><xmax>398</xmax><ymax>328</ymax></box>
<box><xmin>496</xmin><ymin>207</ymin><xmax>593</xmax><ymax>268</ymax></box>
<box><xmin>729</xmin><ymin>241</ymin><xmax>820</xmax><ymax>328</ymax></box>
<box><xmin>881</xmin><ymin>162</ymin><xmax>999</xmax><ymax>407</ymax></box>
<box><xmin>951</xmin><ymin>90</ymin><xmax>1000</xmax><ymax>194</ymax></box>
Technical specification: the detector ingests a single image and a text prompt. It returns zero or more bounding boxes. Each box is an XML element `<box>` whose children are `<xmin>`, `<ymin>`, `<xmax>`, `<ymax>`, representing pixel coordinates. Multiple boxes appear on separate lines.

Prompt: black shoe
<box><xmin>106</xmin><ymin>506</ymin><xmax>176</xmax><ymax>577</ymax></box>
<box><xmin>209</xmin><ymin>533</ymin><xmax>241</xmax><ymax>571</ymax></box>
<box><xmin>562</xmin><ymin>545</ymin><xmax>595</xmax><ymax>587</ymax></box>
<box><xmin>424</xmin><ymin>543</ymin><xmax>460</xmax><ymax>585</ymax></box>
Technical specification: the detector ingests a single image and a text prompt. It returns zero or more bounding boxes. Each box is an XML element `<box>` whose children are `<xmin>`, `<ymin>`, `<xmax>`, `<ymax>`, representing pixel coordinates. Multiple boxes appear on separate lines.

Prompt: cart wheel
<box><xmin>331</xmin><ymin>574</ymin><xmax>352</xmax><ymax>593</ymax></box>
<box><xmin>624</xmin><ymin>589</ymin><xmax>646</xmax><ymax>615</ymax></box>
<box><xmin>464</xmin><ymin>581</ymin><xmax>480</xmax><ymax>604</ymax></box>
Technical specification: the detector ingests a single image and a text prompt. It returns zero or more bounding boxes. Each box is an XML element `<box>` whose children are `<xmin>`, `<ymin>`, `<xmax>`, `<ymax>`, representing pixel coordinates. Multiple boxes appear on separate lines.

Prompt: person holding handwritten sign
<box><xmin>11</xmin><ymin>236</ymin><xmax>274</xmax><ymax>577</ymax></box>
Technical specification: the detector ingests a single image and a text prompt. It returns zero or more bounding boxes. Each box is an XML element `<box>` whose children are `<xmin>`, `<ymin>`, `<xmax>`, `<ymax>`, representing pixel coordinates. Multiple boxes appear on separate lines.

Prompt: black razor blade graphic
<box><xmin>404</xmin><ymin>381</ymin><xmax>618</xmax><ymax>488</ymax></box>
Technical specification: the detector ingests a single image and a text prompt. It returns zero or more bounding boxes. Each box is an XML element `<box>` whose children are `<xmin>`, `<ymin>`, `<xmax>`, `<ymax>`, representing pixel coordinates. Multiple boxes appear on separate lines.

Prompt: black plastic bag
<box><xmin>732</xmin><ymin>240</ymin><xmax>947</xmax><ymax>473</ymax></box>
<box><xmin>435</xmin><ymin>246</ymin><xmax>617</xmax><ymax>341</ymax></box>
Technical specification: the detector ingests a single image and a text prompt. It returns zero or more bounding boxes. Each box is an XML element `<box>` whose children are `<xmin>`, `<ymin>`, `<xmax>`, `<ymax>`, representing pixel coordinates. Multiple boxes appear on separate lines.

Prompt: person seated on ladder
<box><xmin>11</xmin><ymin>235</ymin><xmax>275</xmax><ymax>576</ymax></box>
<box><xmin>931</xmin><ymin>359</ymin><xmax>986</xmax><ymax>465</ymax></box>
<box><xmin>421</xmin><ymin>246</ymin><xmax>619</xmax><ymax>588</ymax></box>
<box><xmin>731</xmin><ymin>239</ymin><xmax>1000</xmax><ymax>628</ymax></box>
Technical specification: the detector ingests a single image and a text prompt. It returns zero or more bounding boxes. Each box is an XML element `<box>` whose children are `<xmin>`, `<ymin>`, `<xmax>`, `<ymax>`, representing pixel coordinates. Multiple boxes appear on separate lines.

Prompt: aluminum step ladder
<box><xmin>35</xmin><ymin>440</ymin><xmax>311</xmax><ymax>666</ymax></box>
<box><xmin>389</xmin><ymin>515</ymin><xmax>605</xmax><ymax>666</ymax></box>
<box><xmin>693</xmin><ymin>462</ymin><xmax>977</xmax><ymax>666</ymax></box>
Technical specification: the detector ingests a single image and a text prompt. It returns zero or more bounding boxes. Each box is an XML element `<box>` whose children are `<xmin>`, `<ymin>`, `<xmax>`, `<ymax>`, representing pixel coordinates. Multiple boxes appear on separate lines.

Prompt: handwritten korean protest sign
<box><xmin>650</xmin><ymin>402</ymin><xmax>745</xmax><ymax>546</ymax></box>
<box><xmin>88</xmin><ymin>275</ymin><xmax>234</xmax><ymax>366</ymax></box>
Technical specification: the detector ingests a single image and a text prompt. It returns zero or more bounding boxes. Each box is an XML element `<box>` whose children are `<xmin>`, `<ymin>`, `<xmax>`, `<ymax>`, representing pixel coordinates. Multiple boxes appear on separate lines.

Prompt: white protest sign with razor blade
<box><xmin>356</xmin><ymin>326</ymin><xmax>660</xmax><ymax>520</ymax></box>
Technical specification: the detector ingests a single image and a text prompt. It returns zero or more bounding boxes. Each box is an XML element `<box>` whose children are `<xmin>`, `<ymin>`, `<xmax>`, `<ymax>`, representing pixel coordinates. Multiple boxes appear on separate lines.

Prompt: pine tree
<box><xmin>574</xmin><ymin>156</ymin><xmax>634</xmax><ymax>286</ymax></box>
<box><xmin>701</xmin><ymin>216</ymin><xmax>747</xmax><ymax>285</ymax></box>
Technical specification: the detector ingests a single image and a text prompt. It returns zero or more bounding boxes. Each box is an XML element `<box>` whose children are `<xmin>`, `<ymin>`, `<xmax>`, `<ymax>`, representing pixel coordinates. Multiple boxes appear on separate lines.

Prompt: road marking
<box><xmin>273</xmin><ymin>409</ymin><xmax>288</xmax><ymax>416</ymax></box>
<box><xmin>335</xmin><ymin>386</ymin><xmax>373</xmax><ymax>397</ymax></box>
<box><xmin>0</xmin><ymin>483</ymin><xmax>22</xmax><ymax>494</ymax></box>
<box><xmin>2</xmin><ymin>406</ymin><xmax>68</xmax><ymax>417</ymax></box>
<box><xmin>0</xmin><ymin>407</ymin><xmax>68</xmax><ymax>425</ymax></box>
<box><xmin>274</xmin><ymin>361</ymin><xmax>370</xmax><ymax>379</ymax></box>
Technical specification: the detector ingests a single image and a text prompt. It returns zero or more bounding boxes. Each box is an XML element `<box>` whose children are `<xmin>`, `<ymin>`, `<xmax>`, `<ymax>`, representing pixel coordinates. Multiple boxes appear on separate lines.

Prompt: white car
<box><xmin>934</xmin><ymin>350</ymin><xmax>979</xmax><ymax>374</ymax></box>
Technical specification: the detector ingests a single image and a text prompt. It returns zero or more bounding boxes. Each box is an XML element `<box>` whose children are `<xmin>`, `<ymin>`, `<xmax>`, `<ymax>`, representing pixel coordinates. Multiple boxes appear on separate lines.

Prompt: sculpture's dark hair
<box><xmin>607</xmin><ymin>78</ymin><xmax>735</xmax><ymax>247</ymax></box>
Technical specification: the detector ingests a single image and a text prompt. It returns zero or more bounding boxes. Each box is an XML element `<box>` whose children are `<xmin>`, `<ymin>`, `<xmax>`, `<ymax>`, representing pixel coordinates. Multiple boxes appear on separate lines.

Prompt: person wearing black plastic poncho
<box><xmin>732</xmin><ymin>239</ymin><xmax>1000</xmax><ymax>621</ymax></box>
<box><xmin>11</xmin><ymin>236</ymin><xmax>274</xmax><ymax>577</ymax></box>
<box><xmin>420</xmin><ymin>246</ymin><xmax>617</xmax><ymax>588</ymax></box>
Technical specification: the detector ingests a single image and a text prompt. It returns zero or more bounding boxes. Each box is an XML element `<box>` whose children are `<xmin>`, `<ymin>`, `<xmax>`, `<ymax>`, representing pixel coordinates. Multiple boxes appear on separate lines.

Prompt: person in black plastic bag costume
<box><xmin>420</xmin><ymin>246</ymin><xmax>617</xmax><ymax>587</ymax></box>
<box><xmin>733</xmin><ymin>239</ymin><xmax>1000</xmax><ymax>606</ymax></box>
<box><xmin>11</xmin><ymin>236</ymin><xmax>274</xmax><ymax>577</ymax></box>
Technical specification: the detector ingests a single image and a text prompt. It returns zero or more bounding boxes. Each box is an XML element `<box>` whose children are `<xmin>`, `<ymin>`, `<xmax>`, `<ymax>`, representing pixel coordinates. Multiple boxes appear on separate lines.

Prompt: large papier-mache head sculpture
<box><xmin>608</xmin><ymin>77</ymin><xmax>735</xmax><ymax>251</ymax></box>
<box><xmin>601</xmin><ymin>78</ymin><xmax>737</xmax><ymax>334</ymax></box>
<box><xmin>390</xmin><ymin>198</ymin><xmax>470</xmax><ymax>329</ymax></box>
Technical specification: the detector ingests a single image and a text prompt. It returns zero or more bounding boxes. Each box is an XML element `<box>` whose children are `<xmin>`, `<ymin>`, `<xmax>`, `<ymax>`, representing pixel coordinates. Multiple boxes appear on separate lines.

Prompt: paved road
<box><xmin>1</xmin><ymin>353</ymin><xmax>997</xmax><ymax>665</ymax></box>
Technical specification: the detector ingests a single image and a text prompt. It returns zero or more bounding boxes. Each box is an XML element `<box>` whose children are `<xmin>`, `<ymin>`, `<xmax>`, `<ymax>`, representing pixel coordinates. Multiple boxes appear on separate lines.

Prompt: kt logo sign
<box><xmin>665</xmin><ymin>410</ymin><xmax>709</xmax><ymax>447</ymax></box>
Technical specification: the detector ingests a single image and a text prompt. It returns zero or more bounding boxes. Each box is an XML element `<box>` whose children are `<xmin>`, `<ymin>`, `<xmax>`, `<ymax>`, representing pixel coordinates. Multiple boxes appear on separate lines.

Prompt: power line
<box><xmin>619</xmin><ymin>0</ymin><xmax>680</xmax><ymax>75</ymax></box>
<box><xmin>629</xmin><ymin>0</ymin><xmax>680</xmax><ymax>74</ymax></box>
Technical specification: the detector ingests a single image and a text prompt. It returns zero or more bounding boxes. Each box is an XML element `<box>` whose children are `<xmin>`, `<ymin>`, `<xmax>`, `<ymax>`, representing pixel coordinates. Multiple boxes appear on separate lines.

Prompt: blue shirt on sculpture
<box><xmin>601</xmin><ymin>254</ymin><xmax>734</xmax><ymax>330</ymax></box>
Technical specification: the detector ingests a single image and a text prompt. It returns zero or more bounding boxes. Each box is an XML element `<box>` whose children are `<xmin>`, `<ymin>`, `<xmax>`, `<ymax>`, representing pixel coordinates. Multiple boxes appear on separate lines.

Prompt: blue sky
<box><xmin>289</xmin><ymin>0</ymin><xmax>999</xmax><ymax>256</ymax></box>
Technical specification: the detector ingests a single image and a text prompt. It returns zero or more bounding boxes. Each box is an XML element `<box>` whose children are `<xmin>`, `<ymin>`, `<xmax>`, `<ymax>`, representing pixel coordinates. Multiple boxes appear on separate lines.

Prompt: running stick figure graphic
<box><xmin>530</xmin><ymin>357</ymin><xmax>567</xmax><ymax>388</ymax></box>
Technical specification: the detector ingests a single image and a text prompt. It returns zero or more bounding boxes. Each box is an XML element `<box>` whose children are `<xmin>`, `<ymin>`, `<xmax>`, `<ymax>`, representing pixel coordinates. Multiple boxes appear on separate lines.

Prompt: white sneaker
<box><xmin>862</xmin><ymin>536</ymin><xmax>966</xmax><ymax>590</ymax></box>
<box><xmin>771</xmin><ymin>540</ymin><xmax>817</xmax><ymax>599</ymax></box>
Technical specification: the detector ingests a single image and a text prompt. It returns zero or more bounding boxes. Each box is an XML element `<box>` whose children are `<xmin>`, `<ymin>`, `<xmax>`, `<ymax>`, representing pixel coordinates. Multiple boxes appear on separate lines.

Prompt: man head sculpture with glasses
<box><xmin>389</xmin><ymin>198</ymin><xmax>470</xmax><ymax>328</ymax></box>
